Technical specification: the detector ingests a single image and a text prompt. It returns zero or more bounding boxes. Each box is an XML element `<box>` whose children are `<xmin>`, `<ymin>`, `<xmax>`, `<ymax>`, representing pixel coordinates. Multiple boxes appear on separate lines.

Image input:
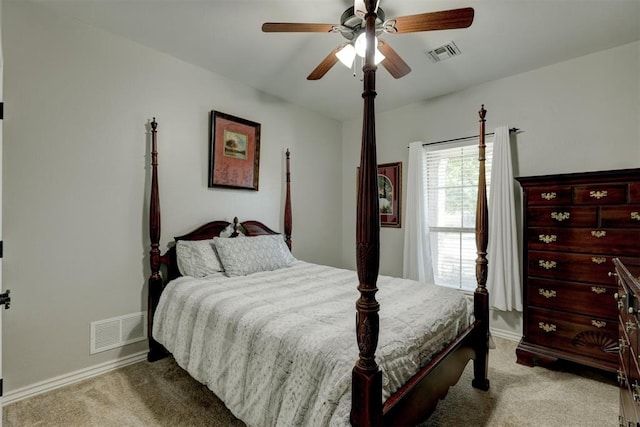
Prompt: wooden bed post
<box><xmin>472</xmin><ymin>105</ymin><xmax>490</xmax><ymax>390</ymax></box>
<box><xmin>351</xmin><ymin>2</ymin><xmax>382</xmax><ymax>426</ymax></box>
<box><xmin>284</xmin><ymin>149</ymin><xmax>292</xmax><ymax>250</ymax></box>
<box><xmin>147</xmin><ymin>118</ymin><xmax>165</xmax><ymax>362</ymax></box>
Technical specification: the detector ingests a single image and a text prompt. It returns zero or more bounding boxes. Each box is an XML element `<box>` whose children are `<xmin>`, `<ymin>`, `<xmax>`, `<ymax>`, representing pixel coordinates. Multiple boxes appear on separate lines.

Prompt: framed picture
<box><xmin>209</xmin><ymin>111</ymin><xmax>261</xmax><ymax>190</ymax></box>
<box><xmin>378</xmin><ymin>162</ymin><xmax>402</xmax><ymax>227</ymax></box>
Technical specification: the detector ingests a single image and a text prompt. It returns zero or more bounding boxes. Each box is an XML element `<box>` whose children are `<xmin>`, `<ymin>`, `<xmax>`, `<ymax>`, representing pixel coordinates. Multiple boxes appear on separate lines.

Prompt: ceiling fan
<box><xmin>262</xmin><ymin>0</ymin><xmax>474</xmax><ymax>80</ymax></box>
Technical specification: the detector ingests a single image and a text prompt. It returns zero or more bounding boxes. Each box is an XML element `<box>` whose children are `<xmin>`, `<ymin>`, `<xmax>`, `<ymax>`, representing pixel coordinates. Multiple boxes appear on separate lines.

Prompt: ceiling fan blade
<box><xmin>307</xmin><ymin>45</ymin><xmax>343</xmax><ymax>80</ymax></box>
<box><xmin>378</xmin><ymin>40</ymin><xmax>411</xmax><ymax>79</ymax></box>
<box><xmin>388</xmin><ymin>7</ymin><xmax>474</xmax><ymax>34</ymax></box>
<box><xmin>262</xmin><ymin>22</ymin><xmax>335</xmax><ymax>33</ymax></box>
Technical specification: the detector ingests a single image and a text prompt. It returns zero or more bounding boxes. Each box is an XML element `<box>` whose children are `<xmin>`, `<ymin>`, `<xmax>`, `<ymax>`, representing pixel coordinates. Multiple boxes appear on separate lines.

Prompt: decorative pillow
<box><xmin>176</xmin><ymin>239</ymin><xmax>224</xmax><ymax>277</ymax></box>
<box><xmin>213</xmin><ymin>234</ymin><xmax>296</xmax><ymax>277</ymax></box>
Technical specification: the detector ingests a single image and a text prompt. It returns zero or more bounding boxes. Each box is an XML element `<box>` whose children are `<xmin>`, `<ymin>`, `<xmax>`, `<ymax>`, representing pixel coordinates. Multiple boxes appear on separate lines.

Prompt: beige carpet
<box><xmin>4</xmin><ymin>337</ymin><xmax>617</xmax><ymax>426</ymax></box>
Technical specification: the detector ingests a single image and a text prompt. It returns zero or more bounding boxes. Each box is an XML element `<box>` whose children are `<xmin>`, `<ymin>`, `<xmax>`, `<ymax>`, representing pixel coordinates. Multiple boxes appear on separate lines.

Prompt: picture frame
<box><xmin>209</xmin><ymin>111</ymin><xmax>261</xmax><ymax>190</ymax></box>
<box><xmin>356</xmin><ymin>161</ymin><xmax>403</xmax><ymax>228</ymax></box>
<box><xmin>377</xmin><ymin>162</ymin><xmax>402</xmax><ymax>228</ymax></box>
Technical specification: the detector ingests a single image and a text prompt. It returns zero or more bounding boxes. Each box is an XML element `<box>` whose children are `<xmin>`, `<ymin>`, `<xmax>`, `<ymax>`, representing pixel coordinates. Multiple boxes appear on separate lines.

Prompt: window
<box><xmin>423</xmin><ymin>140</ymin><xmax>493</xmax><ymax>291</ymax></box>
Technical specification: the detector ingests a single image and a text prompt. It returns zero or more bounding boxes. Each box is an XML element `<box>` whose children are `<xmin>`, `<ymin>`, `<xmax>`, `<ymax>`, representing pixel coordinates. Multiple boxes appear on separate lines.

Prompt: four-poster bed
<box><xmin>146</xmin><ymin>3</ymin><xmax>490</xmax><ymax>425</ymax></box>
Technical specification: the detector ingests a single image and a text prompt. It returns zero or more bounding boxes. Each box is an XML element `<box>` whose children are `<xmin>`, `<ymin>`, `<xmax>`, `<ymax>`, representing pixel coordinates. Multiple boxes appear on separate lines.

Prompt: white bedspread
<box><xmin>153</xmin><ymin>261</ymin><xmax>470</xmax><ymax>427</ymax></box>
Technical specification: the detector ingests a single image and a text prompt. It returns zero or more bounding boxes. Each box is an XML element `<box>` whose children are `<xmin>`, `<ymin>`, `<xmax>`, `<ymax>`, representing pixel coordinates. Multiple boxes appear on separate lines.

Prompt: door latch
<box><xmin>0</xmin><ymin>290</ymin><xmax>11</xmax><ymax>309</ymax></box>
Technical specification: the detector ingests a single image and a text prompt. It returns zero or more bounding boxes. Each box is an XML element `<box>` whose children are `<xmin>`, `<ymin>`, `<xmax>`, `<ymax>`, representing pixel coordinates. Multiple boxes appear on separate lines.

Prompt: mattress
<box><xmin>153</xmin><ymin>261</ymin><xmax>470</xmax><ymax>426</ymax></box>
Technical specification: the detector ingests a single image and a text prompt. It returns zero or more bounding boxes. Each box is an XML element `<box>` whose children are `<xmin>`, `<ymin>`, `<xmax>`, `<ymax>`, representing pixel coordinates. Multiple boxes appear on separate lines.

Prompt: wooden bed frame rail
<box><xmin>146</xmin><ymin>3</ymin><xmax>490</xmax><ymax>423</ymax></box>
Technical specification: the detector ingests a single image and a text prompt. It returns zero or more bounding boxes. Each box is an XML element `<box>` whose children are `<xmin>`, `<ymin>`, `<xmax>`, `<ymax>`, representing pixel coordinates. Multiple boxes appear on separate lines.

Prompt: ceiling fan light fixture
<box><xmin>354</xmin><ymin>33</ymin><xmax>385</xmax><ymax>64</ymax></box>
<box><xmin>336</xmin><ymin>44</ymin><xmax>357</xmax><ymax>67</ymax></box>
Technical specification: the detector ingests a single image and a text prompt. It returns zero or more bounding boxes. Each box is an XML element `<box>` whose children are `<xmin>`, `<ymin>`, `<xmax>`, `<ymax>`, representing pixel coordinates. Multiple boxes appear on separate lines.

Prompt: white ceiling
<box><xmin>30</xmin><ymin>0</ymin><xmax>640</xmax><ymax>121</ymax></box>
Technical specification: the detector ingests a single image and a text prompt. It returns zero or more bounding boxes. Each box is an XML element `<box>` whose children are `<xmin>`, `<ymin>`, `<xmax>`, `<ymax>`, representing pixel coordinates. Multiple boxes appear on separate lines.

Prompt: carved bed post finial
<box><xmin>284</xmin><ymin>149</ymin><xmax>293</xmax><ymax>250</ymax></box>
<box><xmin>231</xmin><ymin>216</ymin><xmax>240</xmax><ymax>237</ymax></box>
<box><xmin>149</xmin><ymin>117</ymin><xmax>161</xmax><ymax>282</ymax></box>
<box><xmin>472</xmin><ymin>105</ymin><xmax>490</xmax><ymax>391</ymax></box>
<box><xmin>148</xmin><ymin>117</ymin><xmax>165</xmax><ymax>361</ymax></box>
<box><xmin>476</xmin><ymin>105</ymin><xmax>488</xmax><ymax>294</ymax></box>
<box><xmin>351</xmin><ymin>2</ymin><xmax>383</xmax><ymax>426</ymax></box>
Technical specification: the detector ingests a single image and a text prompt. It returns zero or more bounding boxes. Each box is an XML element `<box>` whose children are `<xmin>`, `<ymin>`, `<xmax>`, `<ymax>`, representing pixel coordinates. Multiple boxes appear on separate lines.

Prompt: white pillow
<box><xmin>176</xmin><ymin>239</ymin><xmax>224</xmax><ymax>277</ymax></box>
<box><xmin>213</xmin><ymin>234</ymin><xmax>295</xmax><ymax>277</ymax></box>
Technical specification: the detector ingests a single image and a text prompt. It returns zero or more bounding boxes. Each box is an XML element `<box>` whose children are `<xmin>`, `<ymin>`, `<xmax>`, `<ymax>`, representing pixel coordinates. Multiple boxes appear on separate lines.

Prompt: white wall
<box><xmin>341</xmin><ymin>41</ymin><xmax>640</xmax><ymax>338</ymax></box>
<box><xmin>3</xmin><ymin>1</ymin><xmax>342</xmax><ymax>392</ymax></box>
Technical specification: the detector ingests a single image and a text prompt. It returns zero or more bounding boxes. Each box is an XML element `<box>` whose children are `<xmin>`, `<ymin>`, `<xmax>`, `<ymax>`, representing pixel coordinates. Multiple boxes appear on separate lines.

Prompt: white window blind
<box><xmin>424</xmin><ymin>140</ymin><xmax>493</xmax><ymax>291</ymax></box>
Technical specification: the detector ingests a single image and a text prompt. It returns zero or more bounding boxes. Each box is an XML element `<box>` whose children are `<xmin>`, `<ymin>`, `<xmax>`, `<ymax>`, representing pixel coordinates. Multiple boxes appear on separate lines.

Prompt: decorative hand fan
<box><xmin>262</xmin><ymin>0</ymin><xmax>474</xmax><ymax>80</ymax></box>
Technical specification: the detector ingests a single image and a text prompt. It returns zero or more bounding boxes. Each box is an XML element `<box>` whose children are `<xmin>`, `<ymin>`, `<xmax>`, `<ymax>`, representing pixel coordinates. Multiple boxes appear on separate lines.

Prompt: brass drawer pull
<box><xmin>614</xmin><ymin>292</ymin><xmax>625</xmax><ymax>310</ymax></box>
<box><xmin>620</xmin><ymin>337</ymin><xmax>629</xmax><ymax>353</ymax></box>
<box><xmin>627</xmin><ymin>320</ymin><xmax>636</xmax><ymax>332</ymax></box>
<box><xmin>541</xmin><ymin>192</ymin><xmax>556</xmax><ymax>200</ymax></box>
<box><xmin>633</xmin><ymin>382</ymin><xmax>640</xmax><ymax>402</ymax></box>
<box><xmin>591</xmin><ymin>320</ymin><xmax>606</xmax><ymax>328</ymax></box>
<box><xmin>618</xmin><ymin>369</ymin><xmax>627</xmax><ymax>387</ymax></box>
<box><xmin>538</xmin><ymin>234</ymin><xmax>557</xmax><ymax>244</ymax></box>
<box><xmin>591</xmin><ymin>286</ymin><xmax>606</xmax><ymax>294</ymax></box>
<box><xmin>632</xmin><ymin>212</ymin><xmax>640</xmax><ymax>221</ymax></box>
<box><xmin>550</xmin><ymin>212</ymin><xmax>570</xmax><ymax>221</ymax></box>
<box><xmin>538</xmin><ymin>288</ymin><xmax>557</xmax><ymax>299</ymax></box>
<box><xmin>590</xmin><ymin>230</ymin><xmax>606</xmax><ymax>238</ymax></box>
<box><xmin>538</xmin><ymin>260</ymin><xmax>557</xmax><ymax>269</ymax></box>
<box><xmin>538</xmin><ymin>322</ymin><xmax>556</xmax><ymax>333</ymax></box>
<box><xmin>590</xmin><ymin>190</ymin><xmax>608</xmax><ymax>199</ymax></box>
<box><xmin>591</xmin><ymin>257</ymin><xmax>606</xmax><ymax>264</ymax></box>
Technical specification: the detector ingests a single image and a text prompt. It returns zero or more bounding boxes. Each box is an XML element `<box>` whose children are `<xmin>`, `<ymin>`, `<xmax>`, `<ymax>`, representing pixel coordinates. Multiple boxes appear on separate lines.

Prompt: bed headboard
<box><xmin>160</xmin><ymin>217</ymin><xmax>280</xmax><ymax>281</ymax></box>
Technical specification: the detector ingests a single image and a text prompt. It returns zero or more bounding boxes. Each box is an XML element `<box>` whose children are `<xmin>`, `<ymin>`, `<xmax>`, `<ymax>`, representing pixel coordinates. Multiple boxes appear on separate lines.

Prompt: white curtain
<box><xmin>487</xmin><ymin>126</ymin><xmax>522</xmax><ymax>311</ymax></box>
<box><xmin>402</xmin><ymin>141</ymin><xmax>434</xmax><ymax>283</ymax></box>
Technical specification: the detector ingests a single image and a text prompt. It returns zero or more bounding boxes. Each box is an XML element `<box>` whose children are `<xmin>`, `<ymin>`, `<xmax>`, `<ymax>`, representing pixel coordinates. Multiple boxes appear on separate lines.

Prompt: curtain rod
<box><xmin>421</xmin><ymin>127</ymin><xmax>521</xmax><ymax>147</ymax></box>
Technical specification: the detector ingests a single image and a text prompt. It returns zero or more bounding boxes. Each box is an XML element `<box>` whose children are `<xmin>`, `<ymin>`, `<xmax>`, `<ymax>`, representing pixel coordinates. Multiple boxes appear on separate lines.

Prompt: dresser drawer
<box><xmin>620</xmin><ymin>350</ymin><xmax>639</xmax><ymax>425</ymax></box>
<box><xmin>601</xmin><ymin>205</ymin><xmax>640</xmax><ymax>228</ymax></box>
<box><xmin>527</xmin><ymin>277</ymin><xmax>615</xmax><ymax>319</ymax></box>
<box><xmin>625</xmin><ymin>344</ymin><xmax>640</xmax><ymax>423</ymax></box>
<box><xmin>527</xmin><ymin>228</ymin><xmax>640</xmax><ymax>255</ymax></box>
<box><xmin>526</xmin><ymin>206</ymin><xmax>597</xmax><ymax>227</ymax></box>
<box><xmin>526</xmin><ymin>307</ymin><xmax>617</xmax><ymax>363</ymax></box>
<box><xmin>620</xmin><ymin>313</ymin><xmax>638</xmax><ymax>388</ymax></box>
<box><xmin>574</xmin><ymin>183</ymin><xmax>628</xmax><ymax>205</ymax></box>
<box><xmin>631</xmin><ymin>182</ymin><xmax>640</xmax><ymax>204</ymax></box>
<box><xmin>528</xmin><ymin>251</ymin><xmax>618</xmax><ymax>285</ymax></box>
<box><xmin>526</xmin><ymin>186</ymin><xmax>572</xmax><ymax>205</ymax></box>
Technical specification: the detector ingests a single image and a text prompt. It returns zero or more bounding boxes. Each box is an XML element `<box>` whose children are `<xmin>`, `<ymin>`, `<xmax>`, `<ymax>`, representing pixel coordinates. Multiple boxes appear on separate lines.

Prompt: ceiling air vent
<box><xmin>426</xmin><ymin>41</ymin><xmax>461</xmax><ymax>63</ymax></box>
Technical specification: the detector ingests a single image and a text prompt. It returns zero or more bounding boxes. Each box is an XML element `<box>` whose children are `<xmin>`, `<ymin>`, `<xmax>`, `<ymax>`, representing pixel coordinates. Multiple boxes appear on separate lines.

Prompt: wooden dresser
<box><xmin>516</xmin><ymin>168</ymin><xmax>640</xmax><ymax>373</ymax></box>
<box><xmin>615</xmin><ymin>257</ymin><xmax>640</xmax><ymax>427</ymax></box>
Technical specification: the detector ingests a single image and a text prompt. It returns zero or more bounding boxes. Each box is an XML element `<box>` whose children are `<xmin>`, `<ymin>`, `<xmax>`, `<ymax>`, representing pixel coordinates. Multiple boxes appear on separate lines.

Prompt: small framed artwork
<box><xmin>378</xmin><ymin>162</ymin><xmax>402</xmax><ymax>228</ymax></box>
<box><xmin>209</xmin><ymin>111</ymin><xmax>261</xmax><ymax>190</ymax></box>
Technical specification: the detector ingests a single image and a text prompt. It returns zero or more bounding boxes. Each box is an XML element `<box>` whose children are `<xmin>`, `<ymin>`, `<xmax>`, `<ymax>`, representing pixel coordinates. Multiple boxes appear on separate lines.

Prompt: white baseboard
<box><xmin>3</xmin><ymin>350</ymin><xmax>148</xmax><ymax>406</ymax></box>
<box><xmin>490</xmin><ymin>327</ymin><xmax>522</xmax><ymax>342</ymax></box>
